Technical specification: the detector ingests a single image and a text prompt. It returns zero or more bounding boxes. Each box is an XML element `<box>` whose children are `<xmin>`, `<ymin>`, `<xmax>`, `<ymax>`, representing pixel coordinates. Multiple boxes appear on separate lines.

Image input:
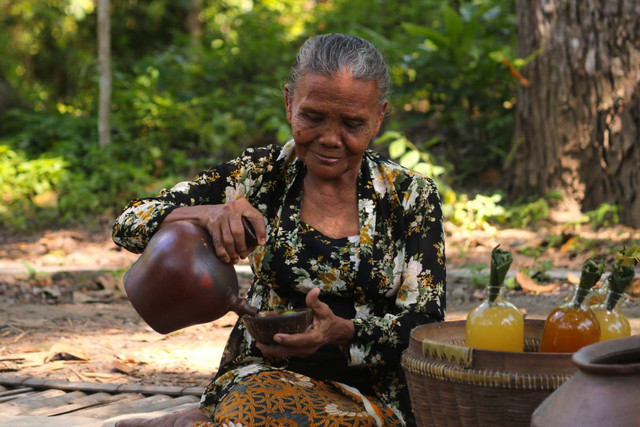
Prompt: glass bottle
<box><xmin>592</xmin><ymin>250</ymin><xmax>636</xmax><ymax>341</ymax></box>
<box><xmin>540</xmin><ymin>258</ymin><xmax>604</xmax><ymax>353</ymax></box>
<box><xmin>588</xmin><ymin>283</ymin><xmax>607</xmax><ymax>306</ymax></box>
<box><xmin>466</xmin><ymin>247</ymin><xmax>524</xmax><ymax>352</ymax></box>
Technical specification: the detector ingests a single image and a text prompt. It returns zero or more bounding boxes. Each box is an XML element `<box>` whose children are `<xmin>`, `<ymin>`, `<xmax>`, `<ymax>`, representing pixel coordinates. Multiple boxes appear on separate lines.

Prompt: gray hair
<box><xmin>288</xmin><ymin>33</ymin><xmax>390</xmax><ymax>105</ymax></box>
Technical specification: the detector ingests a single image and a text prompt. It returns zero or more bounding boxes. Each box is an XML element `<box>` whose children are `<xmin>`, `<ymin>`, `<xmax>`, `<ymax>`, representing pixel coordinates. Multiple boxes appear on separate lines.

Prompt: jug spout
<box><xmin>124</xmin><ymin>221</ymin><xmax>257</xmax><ymax>334</ymax></box>
<box><xmin>234</xmin><ymin>298</ymin><xmax>259</xmax><ymax>317</ymax></box>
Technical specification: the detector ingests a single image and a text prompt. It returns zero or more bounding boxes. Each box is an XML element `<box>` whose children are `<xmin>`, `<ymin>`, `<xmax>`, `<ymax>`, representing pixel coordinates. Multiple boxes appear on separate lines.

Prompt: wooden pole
<box><xmin>98</xmin><ymin>0</ymin><xmax>111</xmax><ymax>146</ymax></box>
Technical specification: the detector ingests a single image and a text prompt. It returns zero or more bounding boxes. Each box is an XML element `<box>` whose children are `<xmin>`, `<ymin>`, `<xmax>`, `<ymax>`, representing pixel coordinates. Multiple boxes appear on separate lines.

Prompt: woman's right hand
<box><xmin>160</xmin><ymin>199</ymin><xmax>266</xmax><ymax>264</ymax></box>
<box><xmin>201</xmin><ymin>198</ymin><xmax>266</xmax><ymax>263</ymax></box>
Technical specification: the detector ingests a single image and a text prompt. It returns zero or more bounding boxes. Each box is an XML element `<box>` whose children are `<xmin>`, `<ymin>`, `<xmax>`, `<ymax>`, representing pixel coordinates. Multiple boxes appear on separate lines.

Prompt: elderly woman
<box><xmin>112</xmin><ymin>33</ymin><xmax>445</xmax><ymax>426</ymax></box>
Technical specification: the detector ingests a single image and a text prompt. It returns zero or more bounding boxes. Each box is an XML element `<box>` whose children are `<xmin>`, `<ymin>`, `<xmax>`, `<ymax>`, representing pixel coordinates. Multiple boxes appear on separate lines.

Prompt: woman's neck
<box><xmin>300</xmin><ymin>175</ymin><xmax>359</xmax><ymax>239</ymax></box>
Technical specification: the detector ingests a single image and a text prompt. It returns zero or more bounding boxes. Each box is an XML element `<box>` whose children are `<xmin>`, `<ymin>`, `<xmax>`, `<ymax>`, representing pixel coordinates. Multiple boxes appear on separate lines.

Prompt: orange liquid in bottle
<box><xmin>466</xmin><ymin>300</ymin><xmax>524</xmax><ymax>352</ymax></box>
<box><xmin>592</xmin><ymin>305</ymin><xmax>631</xmax><ymax>341</ymax></box>
<box><xmin>539</xmin><ymin>306</ymin><xmax>601</xmax><ymax>353</ymax></box>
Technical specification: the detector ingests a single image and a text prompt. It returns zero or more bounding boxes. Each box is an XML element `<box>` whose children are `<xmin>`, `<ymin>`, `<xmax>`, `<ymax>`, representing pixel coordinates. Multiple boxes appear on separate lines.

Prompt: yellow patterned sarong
<box><xmin>193</xmin><ymin>370</ymin><xmax>403</xmax><ymax>426</ymax></box>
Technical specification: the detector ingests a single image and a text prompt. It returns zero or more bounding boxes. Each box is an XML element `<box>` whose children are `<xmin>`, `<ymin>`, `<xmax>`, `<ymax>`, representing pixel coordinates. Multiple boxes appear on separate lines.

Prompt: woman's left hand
<box><xmin>256</xmin><ymin>288</ymin><xmax>355</xmax><ymax>359</ymax></box>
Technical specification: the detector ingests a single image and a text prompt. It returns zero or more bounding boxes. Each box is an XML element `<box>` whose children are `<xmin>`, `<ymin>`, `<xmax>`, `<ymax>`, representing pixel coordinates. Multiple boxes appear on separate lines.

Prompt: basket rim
<box><xmin>401</xmin><ymin>350</ymin><xmax>572</xmax><ymax>391</ymax></box>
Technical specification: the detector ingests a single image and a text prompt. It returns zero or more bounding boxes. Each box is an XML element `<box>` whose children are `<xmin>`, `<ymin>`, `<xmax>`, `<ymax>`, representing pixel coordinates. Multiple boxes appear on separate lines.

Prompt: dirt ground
<box><xmin>1</xmin><ymin>222</ymin><xmax>639</xmax><ymax>390</ymax></box>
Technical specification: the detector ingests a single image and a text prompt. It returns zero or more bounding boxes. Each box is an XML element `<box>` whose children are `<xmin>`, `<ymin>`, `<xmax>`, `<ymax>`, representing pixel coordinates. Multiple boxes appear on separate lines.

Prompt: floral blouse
<box><xmin>112</xmin><ymin>140</ymin><xmax>446</xmax><ymax>424</ymax></box>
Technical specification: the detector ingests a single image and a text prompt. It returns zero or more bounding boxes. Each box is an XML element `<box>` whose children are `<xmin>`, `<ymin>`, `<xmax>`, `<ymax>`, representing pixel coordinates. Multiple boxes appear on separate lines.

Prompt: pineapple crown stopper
<box><xmin>488</xmin><ymin>246</ymin><xmax>513</xmax><ymax>302</ymax></box>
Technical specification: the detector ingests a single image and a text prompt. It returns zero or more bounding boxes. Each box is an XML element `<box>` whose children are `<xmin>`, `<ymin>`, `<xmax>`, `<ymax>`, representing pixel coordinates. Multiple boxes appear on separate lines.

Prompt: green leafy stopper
<box><xmin>575</xmin><ymin>257</ymin><xmax>606</xmax><ymax>307</ymax></box>
<box><xmin>488</xmin><ymin>246</ymin><xmax>513</xmax><ymax>302</ymax></box>
<box><xmin>606</xmin><ymin>248</ymin><xmax>638</xmax><ymax>310</ymax></box>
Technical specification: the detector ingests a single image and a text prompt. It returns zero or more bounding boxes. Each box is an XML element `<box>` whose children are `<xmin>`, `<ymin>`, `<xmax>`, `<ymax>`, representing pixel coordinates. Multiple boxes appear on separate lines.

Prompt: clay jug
<box><xmin>531</xmin><ymin>334</ymin><xmax>640</xmax><ymax>427</ymax></box>
<box><xmin>123</xmin><ymin>220</ymin><xmax>258</xmax><ymax>334</ymax></box>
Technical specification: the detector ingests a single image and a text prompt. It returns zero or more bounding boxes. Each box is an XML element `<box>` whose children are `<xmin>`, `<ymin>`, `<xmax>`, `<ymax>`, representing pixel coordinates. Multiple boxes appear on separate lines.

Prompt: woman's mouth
<box><xmin>314</xmin><ymin>152</ymin><xmax>340</xmax><ymax>164</ymax></box>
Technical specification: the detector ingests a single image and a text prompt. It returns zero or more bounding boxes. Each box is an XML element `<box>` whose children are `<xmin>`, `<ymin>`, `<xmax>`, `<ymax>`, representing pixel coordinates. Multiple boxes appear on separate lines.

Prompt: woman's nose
<box><xmin>318</xmin><ymin>123</ymin><xmax>342</xmax><ymax>146</ymax></box>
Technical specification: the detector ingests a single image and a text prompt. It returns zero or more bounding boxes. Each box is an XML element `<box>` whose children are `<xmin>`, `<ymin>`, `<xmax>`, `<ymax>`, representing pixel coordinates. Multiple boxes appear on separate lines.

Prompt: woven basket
<box><xmin>401</xmin><ymin>319</ymin><xmax>577</xmax><ymax>427</ymax></box>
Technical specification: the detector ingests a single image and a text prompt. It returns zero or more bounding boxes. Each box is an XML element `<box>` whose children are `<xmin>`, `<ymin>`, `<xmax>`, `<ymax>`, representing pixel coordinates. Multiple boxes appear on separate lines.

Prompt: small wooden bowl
<box><xmin>243</xmin><ymin>308</ymin><xmax>314</xmax><ymax>344</ymax></box>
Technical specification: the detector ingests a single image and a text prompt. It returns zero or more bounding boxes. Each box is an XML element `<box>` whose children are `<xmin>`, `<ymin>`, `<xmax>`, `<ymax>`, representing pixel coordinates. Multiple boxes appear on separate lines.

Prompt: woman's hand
<box><xmin>256</xmin><ymin>288</ymin><xmax>355</xmax><ymax>359</ymax></box>
<box><xmin>199</xmin><ymin>198</ymin><xmax>266</xmax><ymax>264</ymax></box>
<box><xmin>160</xmin><ymin>199</ymin><xmax>266</xmax><ymax>264</ymax></box>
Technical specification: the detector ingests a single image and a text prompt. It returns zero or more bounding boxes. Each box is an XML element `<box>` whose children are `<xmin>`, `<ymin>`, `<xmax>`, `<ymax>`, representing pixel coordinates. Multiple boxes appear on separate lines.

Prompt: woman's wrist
<box><xmin>332</xmin><ymin>318</ymin><xmax>355</xmax><ymax>347</ymax></box>
<box><xmin>159</xmin><ymin>206</ymin><xmax>209</xmax><ymax>230</ymax></box>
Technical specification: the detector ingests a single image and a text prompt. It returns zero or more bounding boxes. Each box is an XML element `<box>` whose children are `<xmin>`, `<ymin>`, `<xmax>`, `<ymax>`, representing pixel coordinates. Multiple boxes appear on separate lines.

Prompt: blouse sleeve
<box><xmin>111</xmin><ymin>146</ymin><xmax>278</xmax><ymax>254</ymax></box>
<box><xmin>348</xmin><ymin>176</ymin><xmax>446</xmax><ymax>368</ymax></box>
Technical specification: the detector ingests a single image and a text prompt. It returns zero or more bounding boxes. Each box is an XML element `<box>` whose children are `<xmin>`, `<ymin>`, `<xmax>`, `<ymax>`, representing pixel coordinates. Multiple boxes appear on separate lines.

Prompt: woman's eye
<box><xmin>303</xmin><ymin>113</ymin><xmax>321</xmax><ymax>122</ymax></box>
<box><xmin>345</xmin><ymin>121</ymin><xmax>363</xmax><ymax>129</ymax></box>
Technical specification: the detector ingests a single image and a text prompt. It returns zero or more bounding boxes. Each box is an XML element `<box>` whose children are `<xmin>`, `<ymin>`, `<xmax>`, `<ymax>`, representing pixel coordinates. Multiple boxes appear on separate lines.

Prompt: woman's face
<box><xmin>285</xmin><ymin>70</ymin><xmax>387</xmax><ymax>183</ymax></box>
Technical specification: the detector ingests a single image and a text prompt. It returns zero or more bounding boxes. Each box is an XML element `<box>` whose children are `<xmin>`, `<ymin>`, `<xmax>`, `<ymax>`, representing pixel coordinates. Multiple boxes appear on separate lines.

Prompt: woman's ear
<box><xmin>374</xmin><ymin>100</ymin><xmax>388</xmax><ymax>134</ymax></box>
<box><xmin>284</xmin><ymin>84</ymin><xmax>293</xmax><ymax>124</ymax></box>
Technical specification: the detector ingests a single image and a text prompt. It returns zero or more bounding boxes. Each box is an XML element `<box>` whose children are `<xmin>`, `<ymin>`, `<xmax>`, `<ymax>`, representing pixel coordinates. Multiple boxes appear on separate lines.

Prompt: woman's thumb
<box><xmin>305</xmin><ymin>287</ymin><xmax>322</xmax><ymax>309</ymax></box>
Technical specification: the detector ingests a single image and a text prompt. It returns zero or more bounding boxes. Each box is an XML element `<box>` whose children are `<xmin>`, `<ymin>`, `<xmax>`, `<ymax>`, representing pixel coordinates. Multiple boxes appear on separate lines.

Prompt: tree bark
<box><xmin>98</xmin><ymin>0</ymin><xmax>111</xmax><ymax>147</ymax></box>
<box><xmin>186</xmin><ymin>0</ymin><xmax>202</xmax><ymax>46</ymax></box>
<box><xmin>509</xmin><ymin>0</ymin><xmax>640</xmax><ymax>226</ymax></box>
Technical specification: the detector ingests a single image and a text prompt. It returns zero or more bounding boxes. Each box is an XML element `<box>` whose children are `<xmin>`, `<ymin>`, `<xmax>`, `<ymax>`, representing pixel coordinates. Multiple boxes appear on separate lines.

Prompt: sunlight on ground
<box><xmin>140</xmin><ymin>346</ymin><xmax>225</xmax><ymax>374</ymax></box>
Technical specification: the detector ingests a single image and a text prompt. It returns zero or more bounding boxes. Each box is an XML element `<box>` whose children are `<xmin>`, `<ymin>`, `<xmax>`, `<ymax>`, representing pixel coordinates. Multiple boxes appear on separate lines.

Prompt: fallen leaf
<box><xmin>559</xmin><ymin>236</ymin><xmax>579</xmax><ymax>252</ymax></box>
<box><xmin>112</xmin><ymin>360</ymin><xmax>136</xmax><ymax>375</ymax></box>
<box><xmin>83</xmin><ymin>371</ymin><xmax>119</xmax><ymax>379</ymax></box>
<box><xmin>45</xmin><ymin>343</ymin><xmax>89</xmax><ymax>362</ymax></box>
<box><xmin>30</xmin><ymin>360</ymin><xmax>69</xmax><ymax>373</ymax></box>
<box><xmin>0</xmin><ymin>361</ymin><xmax>18</xmax><ymax>372</ymax></box>
<box><xmin>516</xmin><ymin>272</ymin><xmax>559</xmax><ymax>294</ymax></box>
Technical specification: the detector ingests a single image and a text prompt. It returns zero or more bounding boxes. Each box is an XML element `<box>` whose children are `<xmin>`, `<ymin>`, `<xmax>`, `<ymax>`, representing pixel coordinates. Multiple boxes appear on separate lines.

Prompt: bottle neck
<box><xmin>487</xmin><ymin>285</ymin><xmax>502</xmax><ymax>304</ymax></box>
<box><xmin>572</xmin><ymin>285</ymin><xmax>591</xmax><ymax>308</ymax></box>
<box><xmin>605</xmin><ymin>290</ymin><xmax>625</xmax><ymax>311</ymax></box>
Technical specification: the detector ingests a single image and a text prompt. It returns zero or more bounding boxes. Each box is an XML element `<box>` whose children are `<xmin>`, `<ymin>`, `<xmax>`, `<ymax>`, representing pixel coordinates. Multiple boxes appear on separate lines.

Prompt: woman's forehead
<box><xmin>294</xmin><ymin>72</ymin><xmax>380</xmax><ymax>107</ymax></box>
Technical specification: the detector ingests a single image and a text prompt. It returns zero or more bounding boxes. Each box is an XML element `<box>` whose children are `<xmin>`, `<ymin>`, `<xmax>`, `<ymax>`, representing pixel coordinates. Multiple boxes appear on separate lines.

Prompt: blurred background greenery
<box><xmin>0</xmin><ymin>0</ymin><xmax>610</xmax><ymax>231</ymax></box>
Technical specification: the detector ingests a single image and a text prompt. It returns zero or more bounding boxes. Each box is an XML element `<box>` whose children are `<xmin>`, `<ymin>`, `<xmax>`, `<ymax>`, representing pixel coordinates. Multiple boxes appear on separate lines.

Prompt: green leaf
<box><xmin>388</xmin><ymin>138</ymin><xmax>407</xmax><ymax>159</ymax></box>
<box><xmin>399</xmin><ymin>150</ymin><xmax>420</xmax><ymax>168</ymax></box>
<box><xmin>443</xmin><ymin>5</ymin><xmax>463</xmax><ymax>38</ymax></box>
<box><xmin>401</xmin><ymin>23</ymin><xmax>450</xmax><ymax>49</ymax></box>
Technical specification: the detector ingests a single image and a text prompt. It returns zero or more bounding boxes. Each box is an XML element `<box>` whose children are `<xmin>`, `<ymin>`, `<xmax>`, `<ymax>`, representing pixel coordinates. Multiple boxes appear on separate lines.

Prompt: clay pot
<box><xmin>123</xmin><ymin>220</ymin><xmax>258</xmax><ymax>334</ymax></box>
<box><xmin>243</xmin><ymin>308</ymin><xmax>314</xmax><ymax>344</ymax></box>
<box><xmin>531</xmin><ymin>334</ymin><xmax>640</xmax><ymax>427</ymax></box>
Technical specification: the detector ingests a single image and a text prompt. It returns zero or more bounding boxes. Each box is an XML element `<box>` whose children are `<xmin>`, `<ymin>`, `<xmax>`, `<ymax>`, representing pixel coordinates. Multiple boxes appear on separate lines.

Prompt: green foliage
<box><xmin>0</xmin><ymin>144</ymin><xmax>67</xmax><ymax>228</ymax></box>
<box><xmin>0</xmin><ymin>109</ymin><xmax>163</xmax><ymax>228</ymax></box>
<box><xmin>462</xmin><ymin>262</ymin><xmax>489</xmax><ymax>289</ymax></box>
<box><xmin>506</xmin><ymin>198</ymin><xmax>551</xmax><ymax>228</ymax></box>
<box><xmin>583</xmin><ymin>204</ymin><xmax>621</xmax><ymax>229</ymax></box>
<box><xmin>448</xmin><ymin>192</ymin><xmax>508</xmax><ymax>232</ymax></box>
<box><xmin>392</xmin><ymin>0</ymin><xmax>519</xmax><ymax>182</ymax></box>
<box><xmin>376</xmin><ymin>131</ymin><xmax>448</xmax><ymax>183</ymax></box>
<box><xmin>0</xmin><ymin>0</ymin><xmax>547</xmax><ymax>233</ymax></box>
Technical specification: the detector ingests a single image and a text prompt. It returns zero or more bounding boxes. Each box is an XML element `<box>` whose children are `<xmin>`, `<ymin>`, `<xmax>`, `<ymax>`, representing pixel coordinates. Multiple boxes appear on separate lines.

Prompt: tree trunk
<box><xmin>509</xmin><ymin>0</ymin><xmax>640</xmax><ymax>226</ymax></box>
<box><xmin>98</xmin><ymin>0</ymin><xmax>111</xmax><ymax>147</ymax></box>
<box><xmin>186</xmin><ymin>0</ymin><xmax>202</xmax><ymax>46</ymax></box>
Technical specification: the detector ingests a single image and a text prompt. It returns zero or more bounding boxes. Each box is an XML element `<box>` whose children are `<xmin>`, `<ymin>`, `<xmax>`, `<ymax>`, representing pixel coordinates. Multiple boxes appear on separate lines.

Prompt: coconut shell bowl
<box><xmin>243</xmin><ymin>308</ymin><xmax>314</xmax><ymax>344</ymax></box>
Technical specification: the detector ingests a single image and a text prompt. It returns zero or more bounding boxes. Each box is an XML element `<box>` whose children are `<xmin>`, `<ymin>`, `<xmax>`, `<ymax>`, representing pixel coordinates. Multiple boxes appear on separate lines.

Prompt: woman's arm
<box><xmin>111</xmin><ymin>146</ymin><xmax>277</xmax><ymax>254</ymax></box>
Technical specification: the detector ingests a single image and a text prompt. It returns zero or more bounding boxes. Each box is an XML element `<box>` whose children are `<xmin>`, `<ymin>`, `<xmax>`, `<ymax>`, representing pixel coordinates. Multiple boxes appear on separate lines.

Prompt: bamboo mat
<box><xmin>0</xmin><ymin>376</ymin><xmax>203</xmax><ymax>426</ymax></box>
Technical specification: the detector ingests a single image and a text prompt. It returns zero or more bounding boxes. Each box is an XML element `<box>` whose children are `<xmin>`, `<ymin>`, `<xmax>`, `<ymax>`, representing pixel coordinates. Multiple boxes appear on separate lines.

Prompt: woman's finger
<box><xmin>228</xmin><ymin>214</ymin><xmax>249</xmax><ymax>259</ymax></box>
<box><xmin>209</xmin><ymin>226</ymin><xmax>231</xmax><ymax>264</ymax></box>
<box><xmin>243</xmin><ymin>212</ymin><xmax>267</xmax><ymax>246</ymax></box>
<box><xmin>219</xmin><ymin>220</ymin><xmax>239</xmax><ymax>264</ymax></box>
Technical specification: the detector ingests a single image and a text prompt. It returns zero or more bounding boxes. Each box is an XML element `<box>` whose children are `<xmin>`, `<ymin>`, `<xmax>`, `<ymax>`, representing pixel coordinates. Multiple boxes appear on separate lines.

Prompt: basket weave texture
<box><xmin>401</xmin><ymin>319</ymin><xmax>577</xmax><ymax>427</ymax></box>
